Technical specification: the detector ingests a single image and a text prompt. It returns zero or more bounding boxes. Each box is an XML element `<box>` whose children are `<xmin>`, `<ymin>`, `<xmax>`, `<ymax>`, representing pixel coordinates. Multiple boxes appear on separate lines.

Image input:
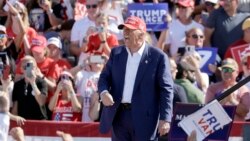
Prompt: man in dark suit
<box><xmin>98</xmin><ymin>16</ymin><xmax>174</xmax><ymax>141</ymax></box>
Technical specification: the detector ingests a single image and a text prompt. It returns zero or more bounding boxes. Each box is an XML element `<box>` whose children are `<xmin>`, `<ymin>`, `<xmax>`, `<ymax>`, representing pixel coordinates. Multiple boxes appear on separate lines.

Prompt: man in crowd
<box><xmin>98</xmin><ymin>16</ymin><xmax>173</xmax><ymax>141</ymax></box>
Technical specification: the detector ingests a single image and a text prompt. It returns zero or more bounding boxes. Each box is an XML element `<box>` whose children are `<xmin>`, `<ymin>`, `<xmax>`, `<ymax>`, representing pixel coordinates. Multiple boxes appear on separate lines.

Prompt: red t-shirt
<box><xmin>16</xmin><ymin>57</ymin><xmax>54</xmax><ymax>77</ymax></box>
<box><xmin>47</xmin><ymin>59</ymin><xmax>72</xmax><ymax>81</ymax></box>
<box><xmin>86</xmin><ymin>33</ymin><xmax>119</xmax><ymax>54</ymax></box>
<box><xmin>51</xmin><ymin>95</ymin><xmax>82</xmax><ymax>121</ymax></box>
<box><xmin>224</xmin><ymin>39</ymin><xmax>247</xmax><ymax>59</ymax></box>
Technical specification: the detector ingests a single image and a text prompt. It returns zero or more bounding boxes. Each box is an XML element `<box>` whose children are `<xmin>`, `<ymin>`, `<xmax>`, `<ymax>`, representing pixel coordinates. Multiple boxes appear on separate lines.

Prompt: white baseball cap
<box><xmin>47</xmin><ymin>37</ymin><xmax>62</xmax><ymax>49</ymax></box>
<box><xmin>205</xmin><ymin>0</ymin><xmax>218</xmax><ymax>4</ymax></box>
<box><xmin>0</xmin><ymin>25</ymin><xmax>6</xmax><ymax>33</ymax></box>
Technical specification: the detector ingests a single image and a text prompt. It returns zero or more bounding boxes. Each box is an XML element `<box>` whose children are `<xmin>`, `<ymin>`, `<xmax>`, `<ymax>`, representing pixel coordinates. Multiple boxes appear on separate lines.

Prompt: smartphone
<box><xmin>177</xmin><ymin>47</ymin><xmax>186</xmax><ymax>56</ymax></box>
<box><xmin>25</xmin><ymin>62</ymin><xmax>33</xmax><ymax>78</ymax></box>
<box><xmin>0</xmin><ymin>61</ymin><xmax>3</xmax><ymax>78</ymax></box>
<box><xmin>96</xmin><ymin>26</ymin><xmax>104</xmax><ymax>33</ymax></box>
<box><xmin>90</xmin><ymin>55</ymin><xmax>105</xmax><ymax>64</ymax></box>
<box><xmin>185</xmin><ymin>45</ymin><xmax>195</xmax><ymax>53</ymax></box>
<box><xmin>3</xmin><ymin>0</ymin><xmax>18</xmax><ymax>12</ymax></box>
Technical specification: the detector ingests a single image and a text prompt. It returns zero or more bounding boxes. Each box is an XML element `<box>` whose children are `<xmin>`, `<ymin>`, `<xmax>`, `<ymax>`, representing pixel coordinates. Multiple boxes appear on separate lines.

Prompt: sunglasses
<box><xmin>0</xmin><ymin>34</ymin><xmax>7</xmax><ymax>39</ymax></box>
<box><xmin>60</xmin><ymin>75</ymin><xmax>70</xmax><ymax>80</ymax></box>
<box><xmin>221</xmin><ymin>67</ymin><xmax>235</xmax><ymax>73</ymax></box>
<box><xmin>191</xmin><ymin>34</ymin><xmax>204</xmax><ymax>39</ymax></box>
<box><xmin>86</xmin><ymin>4</ymin><xmax>98</xmax><ymax>9</ymax></box>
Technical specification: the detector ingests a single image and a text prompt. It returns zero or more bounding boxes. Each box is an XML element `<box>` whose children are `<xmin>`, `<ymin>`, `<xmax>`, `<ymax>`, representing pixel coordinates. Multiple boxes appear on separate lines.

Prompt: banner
<box><xmin>8</xmin><ymin>120</ymin><xmax>246</xmax><ymax>141</ymax></box>
<box><xmin>196</xmin><ymin>47</ymin><xmax>217</xmax><ymax>75</ymax></box>
<box><xmin>127</xmin><ymin>3</ymin><xmax>168</xmax><ymax>31</ymax></box>
<box><xmin>168</xmin><ymin>103</ymin><xmax>236</xmax><ymax>141</ymax></box>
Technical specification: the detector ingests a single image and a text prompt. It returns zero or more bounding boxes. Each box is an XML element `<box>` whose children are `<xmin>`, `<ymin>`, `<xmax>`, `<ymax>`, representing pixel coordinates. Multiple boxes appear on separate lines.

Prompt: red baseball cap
<box><xmin>118</xmin><ymin>16</ymin><xmax>146</xmax><ymax>32</ymax></box>
<box><xmin>177</xmin><ymin>0</ymin><xmax>195</xmax><ymax>7</ymax></box>
<box><xmin>30</xmin><ymin>35</ymin><xmax>47</xmax><ymax>53</ymax></box>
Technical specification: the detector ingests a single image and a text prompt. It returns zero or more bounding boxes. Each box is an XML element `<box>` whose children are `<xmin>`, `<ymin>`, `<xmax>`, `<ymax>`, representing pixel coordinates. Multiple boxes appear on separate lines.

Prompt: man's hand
<box><xmin>9</xmin><ymin>127</ymin><xmax>25</xmax><ymax>141</ymax></box>
<box><xmin>101</xmin><ymin>92</ymin><xmax>114</xmax><ymax>106</ymax></box>
<box><xmin>56</xmin><ymin>130</ymin><xmax>73</xmax><ymax>141</ymax></box>
<box><xmin>158</xmin><ymin>120</ymin><xmax>170</xmax><ymax>136</ymax></box>
<box><xmin>187</xmin><ymin>130</ymin><xmax>197</xmax><ymax>141</ymax></box>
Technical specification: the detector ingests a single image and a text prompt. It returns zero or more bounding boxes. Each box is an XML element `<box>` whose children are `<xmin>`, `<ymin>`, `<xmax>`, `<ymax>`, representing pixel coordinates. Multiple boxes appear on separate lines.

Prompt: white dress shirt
<box><xmin>121</xmin><ymin>42</ymin><xmax>146</xmax><ymax>103</ymax></box>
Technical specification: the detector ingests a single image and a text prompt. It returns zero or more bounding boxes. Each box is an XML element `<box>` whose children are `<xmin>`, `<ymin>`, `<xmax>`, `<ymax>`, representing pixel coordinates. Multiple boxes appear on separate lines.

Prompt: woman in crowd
<box><xmin>49</xmin><ymin>71</ymin><xmax>82</xmax><ymax>121</ymax></box>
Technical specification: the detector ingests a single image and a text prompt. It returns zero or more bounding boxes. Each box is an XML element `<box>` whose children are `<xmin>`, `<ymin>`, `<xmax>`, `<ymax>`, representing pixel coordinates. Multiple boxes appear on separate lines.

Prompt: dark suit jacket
<box><xmin>98</xmin><ymin>44</ymin><xmax>174</xmax><ymax>140</ymax></box>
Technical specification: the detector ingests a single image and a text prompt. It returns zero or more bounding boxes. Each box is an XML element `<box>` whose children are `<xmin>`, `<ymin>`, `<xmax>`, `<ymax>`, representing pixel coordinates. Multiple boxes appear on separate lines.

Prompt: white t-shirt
<box><xmin>75</xmin><ymin>70</ymin><xmax>101</xmax><ymax>122</ymax></box>
<box><xmin>0</xmin><ymin>113</ymin><xmax>9</xmax><ymax>141</ymax></box>
<box><xmin>165</xmin><ymin>19</ymin><xmax>204</xmax><ymax>56</ymax></box>
<box><xmin>70</xmin><ymin>16</ymin><xmax>95</xmax><ymax>48</ymax></box>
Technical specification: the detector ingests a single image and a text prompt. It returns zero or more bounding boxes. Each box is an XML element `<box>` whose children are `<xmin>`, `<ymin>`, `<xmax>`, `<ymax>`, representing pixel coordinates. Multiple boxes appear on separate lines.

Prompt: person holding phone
<box><xmin>11</xmin><ymin>55</ymin><xmax>48</xmax><ymax>120</ymax></box>
<box><xmin>75</xmin><ymin>54</ymin><xmax>106</xmax><ymax>122</ymax></box>
<box><xmin>49</xmin><ymin>71</ymin><xmax>82</xmax><ymax>121</ymax></box>
<box><xmin>85</xmin><ymin>12</ymin><xmax>119</xmax><ymax>56</ymax></box>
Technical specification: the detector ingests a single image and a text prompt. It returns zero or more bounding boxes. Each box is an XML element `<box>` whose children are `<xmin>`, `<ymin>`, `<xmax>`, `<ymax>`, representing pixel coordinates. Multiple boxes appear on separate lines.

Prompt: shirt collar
<box><xmin>126</xmin><ymin>41</ymin><xmax>146</xmax><ymax>56</ymax></box>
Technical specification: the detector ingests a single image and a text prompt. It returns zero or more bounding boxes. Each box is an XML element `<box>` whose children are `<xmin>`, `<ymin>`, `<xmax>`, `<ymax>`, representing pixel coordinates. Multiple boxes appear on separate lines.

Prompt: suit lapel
<box><xmin>132</xmin><ymin>44</ymin><xmax>151</xmax><ymax>95</ymax></box>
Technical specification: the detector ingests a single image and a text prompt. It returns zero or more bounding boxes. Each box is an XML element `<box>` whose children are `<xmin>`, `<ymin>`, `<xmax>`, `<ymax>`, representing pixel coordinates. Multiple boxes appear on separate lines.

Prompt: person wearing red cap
<box><xmin>98</xmin><ymin>16</ymin><xmax>174</xmax><ymax>140</ymax></box>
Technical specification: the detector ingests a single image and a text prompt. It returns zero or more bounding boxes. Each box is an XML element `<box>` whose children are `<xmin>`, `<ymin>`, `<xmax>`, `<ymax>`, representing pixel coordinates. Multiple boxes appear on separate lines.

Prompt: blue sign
<box><xmin>196</xmin><ymin>47</ymin><xmax>218</xmax><ymax>75</ymax></box>
<box><xmin>168</xmin><ymin>103</ymin><xmax>236</xmax><ymax>141</ymax></box>
<box><xmin>127</xmin><ymin>3</ymin><xmax>168</xmax><ymax>31</ymax></box>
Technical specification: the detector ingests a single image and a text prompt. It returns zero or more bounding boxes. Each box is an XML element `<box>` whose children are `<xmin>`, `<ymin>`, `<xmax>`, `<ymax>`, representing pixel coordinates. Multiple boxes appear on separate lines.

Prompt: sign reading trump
<box><xmin>127</xmin><ymin>3</ymin><xmax>168</xmax><ymax>31</ymax></box>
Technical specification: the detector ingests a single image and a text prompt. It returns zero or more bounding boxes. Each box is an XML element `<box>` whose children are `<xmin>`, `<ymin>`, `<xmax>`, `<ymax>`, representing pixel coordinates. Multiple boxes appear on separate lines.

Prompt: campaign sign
<box><xmin>231</xmin><ymin>44</ymin><xmax>249</xmax><ymax>72</ymax></box>
<box><xmin>168</xmin><ymin>103</ymin><xmax>236</xmax><ymax>141</ymax></box>
<box><xmin>196</xmin><ymin>47</ymin><xmax>217</xmax><ymax>75</ymax></box>
<box><xmin>127</xmin><ymin>3</ymin><xmax>168</xmax><ymax>31</ymax></box>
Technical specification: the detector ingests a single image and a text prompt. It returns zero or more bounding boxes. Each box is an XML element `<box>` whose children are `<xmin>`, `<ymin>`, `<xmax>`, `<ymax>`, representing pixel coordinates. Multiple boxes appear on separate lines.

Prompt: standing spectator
<box><xmin>175</xmin><ymin>62</ymin><xmax>205</xmax><ymax>104</ymax></box>
<box><xmin>26</xmin><ymin>0</ymin><xmax>66</xmax><ymax>33</ymax></box>
<box><xmin>98</xmin><ymin>16</ymin><xmax>174</xmax><ymax>140</ymax></box>
<box><xmin>0</xmin><ymin>92</ymin><xmax>9</xmax><ymax>141</ymax></box>
<box><xmin>224</xmin><ymin>17</ymin><xmax>250</xmax><ymax>59</ymax></box>
<box><xmin>44</xmin><ymin>19</ymin><xmax>76</xmax><ymax>58</ymax></box>
<box><xmin>4</xmin><ymin>1</ymin><xmax>36</xmax><ymax>62</ymax></box>
<box><xmin>204</xmin><ymin>0</ymin><xmax>250</xmax><ymax>58</ymax></box>
<box><xmin>70</xmin><ymin>0</ymin><xmax>99</xmax><ymax>56</ymax></box>
<box><xmin>75</xmin><ymin>54</ymin><xmax>106</xmax><ymax>122</ymax></box>
<box><xmin>169</xmin><ymin>58</ymin><xmax>188</xmax><ymax>105</ymax></box>
<box><xmin>164</xmin><ymin>0</ymin><xmax>204</xmax><ymax>56</ymax></box>
<box><xmin>85</xmin><ymin>13</ymin><xmax>119</xmax><ymax>56</ymax></box>
<box><xmin>205</xmin><ymin>58</ymin><xmax>250</xmax><ymax>121</ymax></box>
<box><xmin>49</xmin><ymin>71</ymin><xmax>82</xmax><ymax>121</ymax></box>
<box><xmin>11</xmin><ymin>55</ymin><xmax>48</xmax><ymax>120</ymax></box>
<box><xmin>47</xmin><ymin>37</ymin><xmax>71</xmax><ymax>83</ymax></box>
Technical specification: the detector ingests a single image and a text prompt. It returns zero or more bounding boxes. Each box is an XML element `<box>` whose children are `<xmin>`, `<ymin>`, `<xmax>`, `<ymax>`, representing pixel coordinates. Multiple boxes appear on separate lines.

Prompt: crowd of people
<box><xmin>0</xmin><ymin>0</ymin><xmax>250</xmax><ymax>140</ymax></box>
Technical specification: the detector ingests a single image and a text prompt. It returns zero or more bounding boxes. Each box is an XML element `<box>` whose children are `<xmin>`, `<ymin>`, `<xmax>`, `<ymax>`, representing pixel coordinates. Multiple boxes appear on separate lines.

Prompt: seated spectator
<box><xmin>75</xmin><ymin>54</ymin><xmax>106</xmax><ymax>122</ymax></box>
<box><xmin>205</xmin><ymin>58</ymin><xmax>250</xmax><ymax>121</ymax></box>
<box><xmin>11</xmin><ymin>55</ymin><xmax>48</xmax><ymax>120</ymax></box>
<box><xmin>49</xmin><ymin>71</ymin><xmax>82</xmax><ymax>121</ymax></box>
<box><xmin>175</xmin><ymin>62</ymin><xmax>204</xmax><ymax>104</ymax></box>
